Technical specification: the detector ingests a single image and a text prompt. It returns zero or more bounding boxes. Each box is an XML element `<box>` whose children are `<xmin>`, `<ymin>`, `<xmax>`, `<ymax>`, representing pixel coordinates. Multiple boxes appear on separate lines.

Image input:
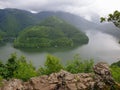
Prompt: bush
<box><xmin>0</xmin><ymin>53</ymin><xmax>18</xmax><ymax>79</ymax></box>
<box><xmin>1</xmin><ymin>53</ymin><xmax>94</xmax><ymax>81</ymax></box>
<box><xmin>0</xmin><ymin>53</ymin><xmax>37</xmax><ymax>81</ymax></box>
<box><xmin>13</xmin><ymin>56</ymin><xmax>37</xmax><ymax>81</ymax></box>
<box><xmin>110</xmin><ymin>60</ymin><xmax>120</xmax><ymax>83</ymax></box>
<box><xmin>111</xmin><ymin>60</ymin><xmax>120</xmax><ymax>67</ymax></box>
<box><xmin>38</xmin><ymin>54</ymin><xmax>63</xmax><ymax>75</ymax></box>
<box><xmin>0</xmin><ymin>61</ymin><xmax>6</xmax><ymax>78</ymax></box>
<box><xmin>65</xmin><ymin>55</ymin><xmax>94</xmax><ymax>73</ymax></box>
<box><xmin>110</xmin><ymin>66</ymin><xmax>120</xmax><ymax>83</ymax></box>
<box><xmin>5</xmin><ymin>53</ymin><xmax>18</xmax><ymax>79</ymax></box>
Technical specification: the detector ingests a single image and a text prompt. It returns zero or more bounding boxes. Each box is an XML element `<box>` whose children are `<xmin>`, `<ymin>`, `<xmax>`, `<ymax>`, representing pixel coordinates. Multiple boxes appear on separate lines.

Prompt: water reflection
<box><xmin>0</xmin><ymin>30</ymin><xmax>120</xmax><ymax>67</ymax></box>
<box><xmin>76</xmin><ymin>31</ymin><xmax>120</xmax><ymax>64</ymax></box>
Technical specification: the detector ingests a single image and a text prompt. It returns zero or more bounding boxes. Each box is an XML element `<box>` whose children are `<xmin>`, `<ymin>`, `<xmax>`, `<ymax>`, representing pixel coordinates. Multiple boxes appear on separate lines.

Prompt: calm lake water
<box><xmin>0</xmin><ymin>30</ymin><xmax>120</xmax><ymax>67</ymax></box>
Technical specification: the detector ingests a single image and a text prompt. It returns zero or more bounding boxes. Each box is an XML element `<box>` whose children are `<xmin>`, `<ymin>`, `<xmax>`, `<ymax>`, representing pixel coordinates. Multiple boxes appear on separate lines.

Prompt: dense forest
<box><xmin>0</xmin><ymin>8</ymin><xmax>93</xmax><ymax>39</ymax></box>
<box><xmin>0</xmin><ymin>9</ymin><xmax>89</xmax><ymax>49</ymax></box>
<box><xmin>0</xmin><ymin>9</ymin><xmax>37</xmax><ymax>37</ymax></box>
<box><xmin>14</xmin><ymin>16</ymin><xmax>89</xmax><ymax>48</ymax></box>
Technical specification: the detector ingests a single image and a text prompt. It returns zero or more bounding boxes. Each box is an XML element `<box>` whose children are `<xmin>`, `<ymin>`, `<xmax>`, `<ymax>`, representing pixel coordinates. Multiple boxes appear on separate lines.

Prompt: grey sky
<box><xmin>0</xmin><ymin>0</ymin><xmax>120</xmax><ymax>21</ymax></box>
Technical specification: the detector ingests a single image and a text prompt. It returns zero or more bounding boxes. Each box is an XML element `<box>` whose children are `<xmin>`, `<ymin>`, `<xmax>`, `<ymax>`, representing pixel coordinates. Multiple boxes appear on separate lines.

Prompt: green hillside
<box><xmin>14</xmin><ymin>16</ymin><xmax>89</xmax><ymax>48</ymax></box>
<box><xmin>0</xmin><ymin>9</ymin><xmax>37</xmax><ymax>37</ymax></box>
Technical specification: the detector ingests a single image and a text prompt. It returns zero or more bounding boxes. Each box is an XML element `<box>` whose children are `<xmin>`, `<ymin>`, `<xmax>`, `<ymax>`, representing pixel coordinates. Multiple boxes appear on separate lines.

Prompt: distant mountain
<box><xmin>0</xmin><ymin>8</ymin><xmax>37</xmax><ymax>37</ymax></box>
<box><xmin>36</xmin><ymin>11</ymin><xmax>97</xmax><ymax>30</ymax></box>
<box><xmin>2</xmin><ymin>8</ymin><xmax>120</xmax><ymax>41</ymax></box>
<box><xmin>0</xmin><ymin>8</ymin><xmax>97</xmax><ymax>38</ymax></box>
<box><xmin>14</xmin><ymin>16</ymin><xmax>89</xmax><ymax>48</ymax></box>
<box><xmin>96</xmin><ymin>23</ymin><xmax>120</xmax><ymax>38</ymax></box>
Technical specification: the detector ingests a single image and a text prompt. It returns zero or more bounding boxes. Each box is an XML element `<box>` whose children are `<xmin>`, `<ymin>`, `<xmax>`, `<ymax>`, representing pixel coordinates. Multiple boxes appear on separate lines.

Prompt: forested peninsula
<box><xmin>14</xmin><ymin>16</ymin><xmax>89</xmax><ymax>48</ymax></box>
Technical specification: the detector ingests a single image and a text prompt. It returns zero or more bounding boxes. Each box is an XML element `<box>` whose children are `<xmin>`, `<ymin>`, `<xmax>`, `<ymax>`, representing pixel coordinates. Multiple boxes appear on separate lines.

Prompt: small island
<box><xmin>14</xmin><ymin>16</ymin><xmax>89</xmax><ymax>48</ymax></box>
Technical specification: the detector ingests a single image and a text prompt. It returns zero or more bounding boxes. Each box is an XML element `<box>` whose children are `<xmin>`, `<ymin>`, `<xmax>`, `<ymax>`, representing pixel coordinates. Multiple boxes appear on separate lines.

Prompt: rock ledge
<box><xmin>0</xmin><ymin>62</ymin><xmax>119</xmax><ymax>90</ymax></box>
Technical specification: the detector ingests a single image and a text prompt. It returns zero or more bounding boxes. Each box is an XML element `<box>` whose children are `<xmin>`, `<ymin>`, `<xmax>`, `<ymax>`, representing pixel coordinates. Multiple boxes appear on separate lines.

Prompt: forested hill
<box><xmin>14</xmin><ymin>16</ymin><xmax>89</xmax><ymax>48</ymax></box>
<box><xmin>36</xmin><ymin>11</ymin><xmax>97</xmax><ymax>30</ymax></box>
<box><xmin>0</xmin><ymin>8</ymin><xmax>38</xmax><ymax>37</ymax></box>
<box><xmin>0</xmin><ymin>8</ymin><xmax>119</xmax><ymax>41</ymax></box>
<box><xmin>0</xmin><ymin>8</ymin><xmax>96</xmax><ymax>38</ymax></box>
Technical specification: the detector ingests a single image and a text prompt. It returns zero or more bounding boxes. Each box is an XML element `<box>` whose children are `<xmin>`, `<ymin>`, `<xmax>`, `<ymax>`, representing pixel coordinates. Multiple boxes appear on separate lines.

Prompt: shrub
<box><xmin>111</xmin><ymin>60</ymin><xmax>120</xmax><ymax>67</ymax></box>
<box><xmin>0</xmin><ymin>53</ymin><xmax>37</xmax><ymax>81</ymax></box>
<box><xmin>110</xmin><ymin>66</ymin><xmax>120</xmax><ymax>83</ymax></box>
<box><xmin>5</xmin><ymin>53</ymin><xmax>18</xmax><ymax>79</ymax></box>
<box><xmin>13</xmin><ymin>56</ymin><xmax>37</xmax><ymax>81</ymax></box>
<box><xmin>38</xmin><ymin>54</ymin><xmax>63</xmax><ymax>75</ymax></box>
<box><xmin>65</xmin><ymin>55</ymin><xmax>94</xmax><ymax>73</ymax></box>
<box><xmin>110</xmin><ymin>60</ymin><xmax>120</xmax><ymax>83</ymax></box>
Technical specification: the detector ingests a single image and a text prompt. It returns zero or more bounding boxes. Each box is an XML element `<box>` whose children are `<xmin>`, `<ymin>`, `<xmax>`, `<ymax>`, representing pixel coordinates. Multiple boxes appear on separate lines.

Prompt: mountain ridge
<box><xmin>0</xmin><ymin>8</ymin><xmax>119</xmax><ymax>41</ymax></box>
<box><xmin>0</xmin><ymin>8</ymin><xmax>97</xmax><ymax>37</ymax></box>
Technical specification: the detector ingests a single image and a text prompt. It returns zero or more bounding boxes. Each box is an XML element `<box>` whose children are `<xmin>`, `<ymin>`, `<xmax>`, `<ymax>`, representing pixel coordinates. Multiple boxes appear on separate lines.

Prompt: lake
<box><xmin>0</xmin><ymin>30</ymin><xmax>120</xmax><ymax>67</ymax></box>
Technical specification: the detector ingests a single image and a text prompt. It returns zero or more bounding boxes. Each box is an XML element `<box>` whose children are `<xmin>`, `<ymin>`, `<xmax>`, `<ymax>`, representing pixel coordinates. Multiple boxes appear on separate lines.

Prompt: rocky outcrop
<box><xmin>0</xmin><ymin>62</ymin><xmax>119</xmax><ymax>90</ymax></box>
<box><xmin>0</xmin><ymin>79</ymin><xmax>23</xmax><ymax>90</ymax></box>
<box><xmin>93</xmin><ymin>62</ymin><xmax>115</xmax><ymax>90</ymax></box>
<box><xmin>23</xmin><ymin>70</ymin><xmax>94</xmax><ymax>90</ymax></box>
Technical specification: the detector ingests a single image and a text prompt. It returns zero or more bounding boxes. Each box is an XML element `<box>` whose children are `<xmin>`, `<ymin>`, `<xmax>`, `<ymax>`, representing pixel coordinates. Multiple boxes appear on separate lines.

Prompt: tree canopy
<box><xmin>14</xmin><ymin>16</ymin><xmax>89</xmax><ymax>48</ymax></box>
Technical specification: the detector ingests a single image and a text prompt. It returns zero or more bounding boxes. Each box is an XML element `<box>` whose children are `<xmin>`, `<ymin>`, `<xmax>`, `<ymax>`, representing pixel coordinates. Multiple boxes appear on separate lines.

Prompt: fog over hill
<box><xmin>0</xmin><ymin>8</ymin><xmax>120</xmax><ymax>39</ymax></box>
<box><xmin>96</xmin><ymin>23</ymin><xmax>120</xmax><ymax>39</ymax></box>
<box><xmin>36</xmin><ymin>11</ymin><xmax>97</xmax><ymax>30</ymax></box>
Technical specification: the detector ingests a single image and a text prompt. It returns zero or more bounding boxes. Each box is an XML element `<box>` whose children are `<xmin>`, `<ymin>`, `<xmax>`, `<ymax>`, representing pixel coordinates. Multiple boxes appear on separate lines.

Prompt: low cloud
<box><xmin>0</xmin><ymin>0</ymin><xmax>120</xmax><ymax>21</ymax></box>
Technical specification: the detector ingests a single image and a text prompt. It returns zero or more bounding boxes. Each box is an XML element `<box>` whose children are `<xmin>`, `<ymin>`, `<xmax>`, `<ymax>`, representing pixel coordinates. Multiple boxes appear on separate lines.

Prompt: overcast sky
<box><xmin>0</xmin><ymin>0</ymin><xmax>120</xmax><ymax>21</ymax></box>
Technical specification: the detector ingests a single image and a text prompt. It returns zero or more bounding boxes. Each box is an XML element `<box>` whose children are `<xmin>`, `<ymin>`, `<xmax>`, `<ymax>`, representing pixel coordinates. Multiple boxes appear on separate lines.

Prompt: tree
<box><xmin>65</xmin><ymin>54</ymin><xmax>94</xmax><ymax>73</ymax></box>
<box><xmin>5</xmin><ymin>53</ymin><xmax>18</xmax><ymax>79</ymax></box>
<box><xmin>13</xmin><ymin>56</ymin><xmax>37</xmax><ymax>81</ymax></box>
<box><xmin>100</xmin><ymin>10</ymin><xmax>120</xmax><ymax>28</ymax></box>
<box><xmin>0</xmin><ymin>53</ymin><xmax>37</xmax><ymax>81</ymax></box>
<box><xmin>0</xmin><ymin>53</ymin><xmax>18</xmax><ymax>79</ymax></box>
<box><xmin>0</xmin><ymin>61</ymin><xmax>7</xmax><ymax>78</ymax></box>
<box><xmin>38</xmin><ymin>54</ymin><xmax>63</xmax><ymax>75</ymax></box>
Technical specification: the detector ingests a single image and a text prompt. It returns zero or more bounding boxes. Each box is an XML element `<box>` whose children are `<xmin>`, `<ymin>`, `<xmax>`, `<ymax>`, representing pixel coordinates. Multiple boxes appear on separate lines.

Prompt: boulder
<box><xmin>0</xmin><ymin>79</ymin><xmax>23</xmax><ymax>90</ymax></box>
<box><xmin>93</xmin><ymin>62</ymin><xmax>115</xmax><ymax>89</ymax></box>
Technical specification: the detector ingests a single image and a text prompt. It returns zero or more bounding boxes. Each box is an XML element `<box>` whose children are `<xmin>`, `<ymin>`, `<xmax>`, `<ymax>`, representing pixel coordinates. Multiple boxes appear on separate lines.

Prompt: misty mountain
<box><xmin>96</xmin><ymin>23</ymin><xmax>120</xmax><ymax>38</ymax></box>
<box><xmin>0</xmin><ymin>8</ymin><xmax>97</xmax><ymax>37</ymax></box>
<box><xmin>0</xmin><ymin>8</ymin><xmax>37</xmax><ymax>37</ymax></box>
<box><xmin>41</xmin><ymin>11</ymin><xmax>120</xmax><ymax>39</ymax></box>
<box><xmin>0</xmin><ymin>8</ymin><xmax>120</xmax><ymax>40</ymax></box>
<box><xmin>36</xmin><ymin>11</ymin><xmax>97</xmax><ymax>30</ymax></box>
<box><xmin>14</xmin><ymin>16</ymin><xmax>89</xmax><ymax>48</ymax></box>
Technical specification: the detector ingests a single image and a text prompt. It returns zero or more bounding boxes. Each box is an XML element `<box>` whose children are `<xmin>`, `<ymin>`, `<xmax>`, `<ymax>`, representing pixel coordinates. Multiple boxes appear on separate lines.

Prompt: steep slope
<box><xmin>14</xmin><ymin>16</ymin><xmax>89</xmax><ymax>48</ymax></box>
<box><xmin>0</xmin><ymin>8</ymin><xmax>97</xmax><ymax>36</ymax></box>
<box><xmin>0</xmin><ymin>8</ymin><xmax>37</xmax><ymax>37</ymax></box>
<box><xmin>36</xmin><ymin>11</ymin><xmax>97</xmax><ymax>30</ymax></box>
